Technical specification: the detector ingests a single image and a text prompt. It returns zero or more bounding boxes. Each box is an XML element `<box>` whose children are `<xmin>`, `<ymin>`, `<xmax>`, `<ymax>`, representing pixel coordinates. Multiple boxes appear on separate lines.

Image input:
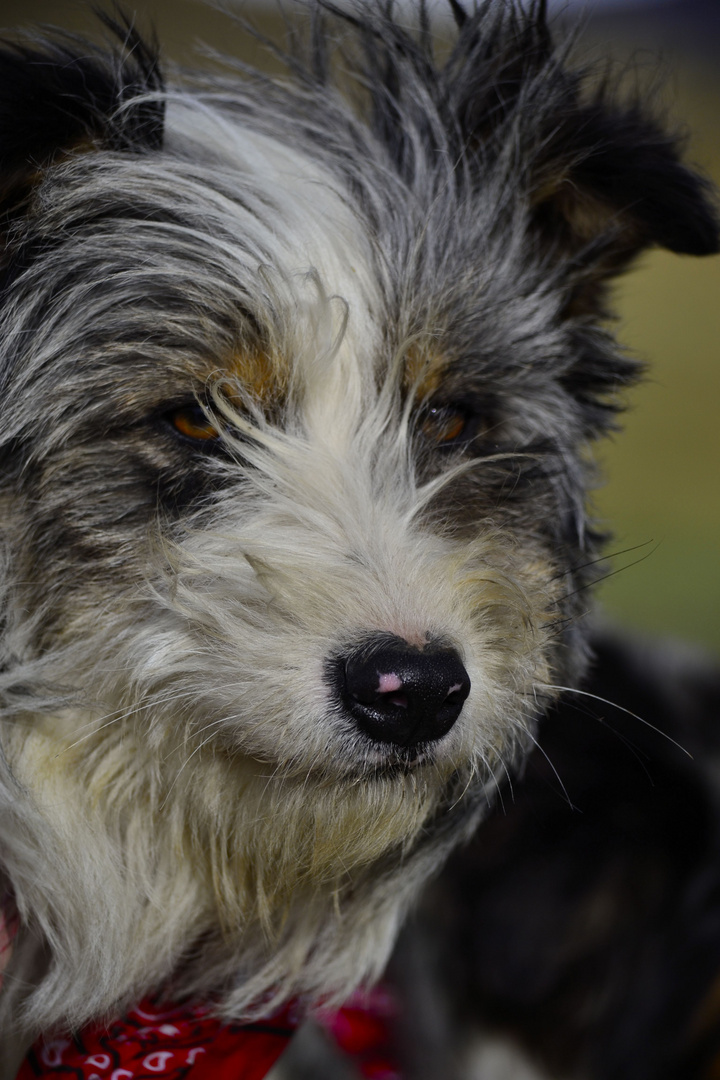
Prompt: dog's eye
<box><xmin>421</xmin><ymin>406</ymin><xmax>467</xmax><ymax>446</ymax></box>
<box><xmin>168</xmin><ymin>404</ymin><xmax>220</xmax><ymax>442</ymax></box>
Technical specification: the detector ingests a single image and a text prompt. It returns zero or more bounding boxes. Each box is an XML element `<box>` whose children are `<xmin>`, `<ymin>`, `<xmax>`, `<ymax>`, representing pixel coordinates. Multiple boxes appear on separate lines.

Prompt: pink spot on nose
<box><xmin>377</xmin><ymin>672</ymin><xmax>403</xmax><ymax>694</ymax></box>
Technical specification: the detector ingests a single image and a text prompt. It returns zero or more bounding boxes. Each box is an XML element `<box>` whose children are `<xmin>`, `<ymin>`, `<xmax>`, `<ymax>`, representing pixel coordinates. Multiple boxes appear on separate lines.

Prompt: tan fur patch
<box><xmin>402</xmin><ymin>342</ymin><xmax>447</xmax><ymax>401</ymax></box>
<box><xmin>532</xmin><ymin>171</ymin><xmax>644</xmax><ymax>252</ymax></box>
<box><xmin>227</xmin><ymin>348</ymin><xmax>290</xmax><ymax>406</ymax></box>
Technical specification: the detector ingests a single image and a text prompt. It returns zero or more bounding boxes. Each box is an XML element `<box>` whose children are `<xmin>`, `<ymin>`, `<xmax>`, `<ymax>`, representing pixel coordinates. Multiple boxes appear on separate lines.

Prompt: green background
<box><xmin>3</xmin><ymin>1</ymin><xmax>718</xmax><ymax>654</ymax></box>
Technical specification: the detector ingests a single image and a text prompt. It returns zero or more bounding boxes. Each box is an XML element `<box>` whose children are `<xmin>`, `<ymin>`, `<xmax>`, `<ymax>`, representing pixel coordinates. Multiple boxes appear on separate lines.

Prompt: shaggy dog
<box><xmin>0</xmin><ymin>0</ymin><xmax>716</xmax><ymax>1072</ymax></box>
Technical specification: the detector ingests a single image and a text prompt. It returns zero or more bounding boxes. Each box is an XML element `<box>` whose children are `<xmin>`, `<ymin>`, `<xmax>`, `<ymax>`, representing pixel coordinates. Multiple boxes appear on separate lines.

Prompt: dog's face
<box><xmin>0</xmin><ymin>2</ymin><xmax>716</xmax><ymax>1034</ymax></box>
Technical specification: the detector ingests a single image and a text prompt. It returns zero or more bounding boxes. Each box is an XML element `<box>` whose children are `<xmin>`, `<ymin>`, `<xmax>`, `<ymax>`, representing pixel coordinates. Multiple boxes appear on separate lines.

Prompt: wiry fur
<box><xmin>0</xmin><ymin>1</ymin><xmax>716</xmax><ymax>1067</ymax></box>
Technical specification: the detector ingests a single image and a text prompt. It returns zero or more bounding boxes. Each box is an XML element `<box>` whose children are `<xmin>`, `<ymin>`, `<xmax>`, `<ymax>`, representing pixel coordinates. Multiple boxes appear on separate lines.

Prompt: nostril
<box><xmin>332</xmin><ymin>633</ymin><xmax>471</xmax><ymax>748</ymax></box>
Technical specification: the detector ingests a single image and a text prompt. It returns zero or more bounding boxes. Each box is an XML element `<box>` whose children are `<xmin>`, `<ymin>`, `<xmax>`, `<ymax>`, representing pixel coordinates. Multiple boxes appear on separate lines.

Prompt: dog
<box><xmin>0</xmin><ymin>0</ymin><xmax>717</xmax><ymax>1074</ymax></box>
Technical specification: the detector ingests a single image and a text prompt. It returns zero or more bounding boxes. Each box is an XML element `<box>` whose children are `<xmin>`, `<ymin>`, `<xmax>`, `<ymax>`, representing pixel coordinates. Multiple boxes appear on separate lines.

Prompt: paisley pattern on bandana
<box><xmin>7</xmin><ymin>879</ymin><xmax>401</xmax><ymax>1080</ymax></box>
<box><xmin>16</xmin><ymin>998</ymin><xmax>299</xmax><ymax>1080</ymax></box>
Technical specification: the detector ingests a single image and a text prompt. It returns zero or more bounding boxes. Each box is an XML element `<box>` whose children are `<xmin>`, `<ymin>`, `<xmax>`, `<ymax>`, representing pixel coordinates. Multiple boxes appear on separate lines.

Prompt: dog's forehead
<box><xmin>160</xmin><ymin>109</ymin><xmax>387</xmax><ymax>380</ymax></box>
<box><xmin>2</xmin><ymin>91</ymin><xmax>589</xmax><ymax>445</ymax></box>
<box><xmin>7</xmin><ymin>139</ymin><xmax>440</xmax><ymax>437</ymax></box>
<box><xmin>0</xmin><ymin>134</ymin><xmax>386</xmax><ymax>436</ymax></box>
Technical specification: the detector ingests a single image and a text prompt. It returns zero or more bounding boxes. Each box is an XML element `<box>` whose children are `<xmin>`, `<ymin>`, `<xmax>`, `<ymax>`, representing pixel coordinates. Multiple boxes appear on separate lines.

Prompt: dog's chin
<box><xmin>350</xmin><ymin>741</ymin><xmax>442</xmax><ymax>777</ymax></box>
<box><xmin>275</xmin><ymin>732</ymin><xmax>462</xmax><ymax>785</ymax></box>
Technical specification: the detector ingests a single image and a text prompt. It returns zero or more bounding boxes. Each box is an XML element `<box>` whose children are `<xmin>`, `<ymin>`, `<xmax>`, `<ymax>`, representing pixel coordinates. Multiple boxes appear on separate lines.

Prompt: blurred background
<box><xmin>2</xmin><ymin>0</ymin><xmax>718</xmax><ymax>654</ymax></box>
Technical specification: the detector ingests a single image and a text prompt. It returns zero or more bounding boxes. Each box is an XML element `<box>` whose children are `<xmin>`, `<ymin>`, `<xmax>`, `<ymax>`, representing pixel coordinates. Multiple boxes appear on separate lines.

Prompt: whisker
<box><xmin>159</xmin><ymin>715</ymin><xmax>240</xmax><ymax>809</ymax></box>
<box><xmin>57</xmin><ymin>687</ymin><xmax>209</xmax><ymax>756</ymax></box>
<box><xmin>537</xmin><ymin>684</ymin><xmax>692</xmax><ymax>758</ymax></box>
<box><xmin>508</xmin><ymin>715</ymin><xmax>574</xmax><ymax>808</ymax></box>
<box><xmin>446</xmin><ymin>759</ymin><xmax>479</xmax><ymax>811</ymax></box>
<box><xmin>557</xmin><ymin>542</ymin><xmax>661</xmax><ymax>603</ymax></box>
<box><xmin>549</xmin><ymin>539</ymin><xmax>657</xmax><ymax>583</ymax></box>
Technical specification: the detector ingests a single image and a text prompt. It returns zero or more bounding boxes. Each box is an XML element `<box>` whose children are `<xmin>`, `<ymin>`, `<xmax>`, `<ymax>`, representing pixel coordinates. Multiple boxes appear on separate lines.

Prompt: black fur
<box><xmin>389</xmin><ymin>633</ymin><xmax>720</xmax><ymax>1080</ymax></box>
<box><xmin>0</xmin><ymin>14</ymin><xmax>163</xmax><ymax>222</ymax></box>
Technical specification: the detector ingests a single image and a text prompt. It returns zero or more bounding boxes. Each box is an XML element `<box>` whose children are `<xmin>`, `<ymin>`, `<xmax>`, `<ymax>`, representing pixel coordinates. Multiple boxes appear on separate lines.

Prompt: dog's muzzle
<box><xmin>330</xmin><ymin>634</ymin><xmax>471</xmax><ymax>748</ymax></box>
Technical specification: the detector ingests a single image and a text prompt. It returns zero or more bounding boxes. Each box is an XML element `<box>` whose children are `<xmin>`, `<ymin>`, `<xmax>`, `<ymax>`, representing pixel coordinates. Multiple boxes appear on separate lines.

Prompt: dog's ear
<box><xmin>360</xmin><ymin>0</ymin><xmax>718</xmax><ymax>294</ymax></box>
<box><xmin>531</xmin><ymin>100</ymin><xmax>720</xmax><ymax>280</ymax></box>
<box><xmin>0</xmin><ymin>15</ymin><xmax>163</xmax><ymax>223</ymax></box>
<box><xmin>438</xmin><ymin>2</ymin><xmax>718</xmax><ymax>301</ymax></box>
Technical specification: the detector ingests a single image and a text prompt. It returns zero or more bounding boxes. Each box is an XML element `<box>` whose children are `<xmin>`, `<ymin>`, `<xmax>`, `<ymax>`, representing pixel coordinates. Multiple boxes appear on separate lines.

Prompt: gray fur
<box><xmin>0</xmin><ymin>1</ymin><xmax>715</xmax><ymax>1067</ymax></box>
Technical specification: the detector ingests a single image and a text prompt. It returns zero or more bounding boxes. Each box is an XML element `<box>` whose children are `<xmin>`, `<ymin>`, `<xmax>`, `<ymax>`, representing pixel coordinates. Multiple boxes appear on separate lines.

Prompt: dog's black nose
<box><xmin>334</xmin><ymin>635</ymin><xmax>470</xmax><ymax>747</ymax></box>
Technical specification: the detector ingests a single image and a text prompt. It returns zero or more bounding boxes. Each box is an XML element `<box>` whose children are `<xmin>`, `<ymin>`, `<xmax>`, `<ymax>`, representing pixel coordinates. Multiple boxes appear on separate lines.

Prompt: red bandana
<box><xmin>6</xmin><ymin>886</ymin><xmax>400</xmax><ymax>1080</ymax></box>
<box><xmin>16</xmin><ymin>998</ymin><xmax>300</xmax><ymax>1080</ymax></box>
<box><xmin>319</xmin><ymin>985</ymin><xmax>401</xmax><ymax>1080</ymax></box>
<box><xmin>15</xmin><ymin>986</ymin><xmax>401</xmax><ymax>1080</ymax></box>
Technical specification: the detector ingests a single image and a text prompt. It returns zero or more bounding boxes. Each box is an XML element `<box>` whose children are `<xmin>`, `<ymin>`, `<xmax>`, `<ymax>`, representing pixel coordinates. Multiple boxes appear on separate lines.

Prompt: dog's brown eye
<box><xmin>421</xmin><ymin>407</ymin><xmax>467</xmax><ymax>445</ymax></box>
<box><xmin>168</xmin><ymin>405</ymin><xmax>220</xmax><ymax>442</ymax></box>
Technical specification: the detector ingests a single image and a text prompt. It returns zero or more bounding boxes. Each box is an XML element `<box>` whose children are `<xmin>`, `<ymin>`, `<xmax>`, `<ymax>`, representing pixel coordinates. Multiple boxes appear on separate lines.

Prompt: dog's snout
<box><xmin>334</xmin><ymin>634</ymin><xmax>471</xmax><ymax>748</ymax></box>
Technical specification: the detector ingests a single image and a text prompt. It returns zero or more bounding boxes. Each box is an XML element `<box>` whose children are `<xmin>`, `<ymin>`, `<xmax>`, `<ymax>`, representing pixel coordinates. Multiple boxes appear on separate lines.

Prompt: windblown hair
<box><xmin>0</xmin><ymin>0</ymin><xmax>715</xmax><ymax>1065</ymax></box>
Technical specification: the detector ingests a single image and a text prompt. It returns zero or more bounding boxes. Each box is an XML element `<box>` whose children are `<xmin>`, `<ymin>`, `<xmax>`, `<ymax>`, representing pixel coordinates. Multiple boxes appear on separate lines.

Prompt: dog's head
<box><xmin>0</xmin><ymin>1</ymin><xmax>716</xmax><ymax>1032</ymax></box>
